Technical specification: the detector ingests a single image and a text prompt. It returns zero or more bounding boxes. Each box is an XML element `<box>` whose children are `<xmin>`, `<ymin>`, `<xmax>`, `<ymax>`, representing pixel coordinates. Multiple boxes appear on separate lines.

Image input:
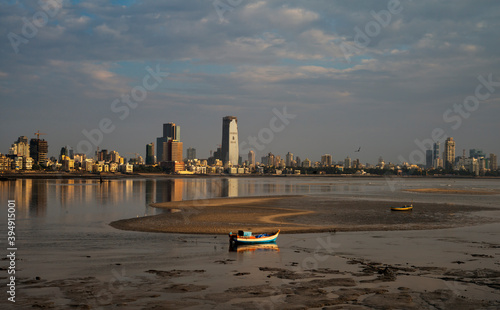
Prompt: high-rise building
<box><xmin>9</xmin><ymin>137</ymin><xmax>30</xmax><ymax>158</ymax></box>
<box><xmin>187</xmin><ymin>147</ymin><xmax>196</xmax><ymax>160</ymax></box>
<box><xmin>163</xmin><ymin>123</ymin><xmax>180</xmax><ymax>141</ymax></box>
<box><xmin>443</xmin><ymin>137</ymin><xmax>455</xmax><ymax>170</ymax></box>
<box><xmin>295</xmin><ymin>156</ymin><xmax>301</xmax><ymax>167</ymax></box>
<box><xmin>321</xmin><ymin>154</ymin><xmax>332</xmax><ymax>167</ymax></box>
<box><xmin>168</xmin><ymin>140</ymin><xmax>183</xmax><ymax>162</ymax></box>
<box><xmin>146</xmin><ymin>143</ymin><xmax>155</xmax><ymax>165</ymax></box>
<box><xmin>157</xmin><ymin>137</ymin><xmax>169</xmax><ymax>162</ymax></box>
<box><xmin>425</xmin><ymin>150</ymin><xmax>433</xmax><ymax>169</ymax></box>
<box><xmin>285</xmin><ymin>152</ymin><xmax>293</xmax><ymax>167</ymax></box>
<box><xmin>470</xmin><ymin>149</ymin><xmax>486</xmax><ymax>159</ymax></box>
<box><xmin>302</xmin><ymin>158</ymin><xmax>311</xmax><ymax>168</ymax></box>
<box><xmin>344</xmin><ymin>156</ymin><xmax>352</xmax><ymax>169</ymax></box>
<box><xmin>433</xmin><ymin>142</ymin><xmax>440</xmax><ymax>161</ymax></box>
<box><xmin>490</xmin><ymin>153</ymin><xmax>498</xmax><ymax>171</ymax></box>
<box><xmin>29</xmin><ymin>138</ymin><xmax>48</xmax><ymax>165</ymax></box>
<box><xmin>221</xmin><ymin>116</ymin><xmax>239</xmax><ymax>165</ymax></box>
<box><xmin>158</xmin><ymin>123</ymin><xmax>180</xmax><ymax>162</ymax></box>
<box><xmin>248</xmin><ymin>150</ymin><xmax>255</xmax><ymax>166</ymax></box>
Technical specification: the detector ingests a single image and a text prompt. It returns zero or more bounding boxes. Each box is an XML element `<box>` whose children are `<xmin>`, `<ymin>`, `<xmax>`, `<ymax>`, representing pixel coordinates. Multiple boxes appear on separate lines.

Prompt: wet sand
<box><xmin>111</xmin><ymin>195</ymin><xmax>499</xmax><ymax>234</ymax></box>
<box><xmin>8</xmin><ymin>223</ymin><xmax>500</xmax><ymax>309</ymax></box>
<box><xmin>404</xmin><ymin>188</ymin><xmax>500</xmax><ymax>195</ymax></box>
<box><xmin>6</xmin><ymin>193</ymin><xmax>500</xmax><ymax>309</ymax></box>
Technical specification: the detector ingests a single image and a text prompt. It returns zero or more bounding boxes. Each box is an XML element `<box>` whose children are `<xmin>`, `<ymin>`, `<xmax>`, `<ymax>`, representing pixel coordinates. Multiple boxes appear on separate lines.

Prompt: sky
<box><xmin>1</xmin><ymin>0</ymin><xmax>499</xmax><ymax>165</ymax></box>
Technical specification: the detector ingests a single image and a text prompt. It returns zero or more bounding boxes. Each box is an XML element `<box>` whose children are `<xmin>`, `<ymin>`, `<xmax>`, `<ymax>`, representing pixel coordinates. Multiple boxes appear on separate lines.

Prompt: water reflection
<box><xmin>229</xmin><ymin>243</ymin><xmax>280</xmax><ymax>254</ymax></box>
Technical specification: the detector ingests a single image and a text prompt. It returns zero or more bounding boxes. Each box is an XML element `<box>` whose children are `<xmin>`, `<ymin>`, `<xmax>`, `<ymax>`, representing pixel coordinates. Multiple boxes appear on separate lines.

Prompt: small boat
<box><xmin>229</xmin><ymin>230</ymin><xmax>280</xmax><ymax>245</ymax></box>
<box><xmin>391</xmin><ymin>205</ymin><xmax>413</xmax><ymax>211</ymax></box>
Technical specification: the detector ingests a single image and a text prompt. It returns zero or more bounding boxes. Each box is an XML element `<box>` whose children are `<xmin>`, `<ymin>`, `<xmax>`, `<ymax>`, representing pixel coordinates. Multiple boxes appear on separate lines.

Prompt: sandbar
<box><xmin>404</xmin><ymin>188</ymin><xmax>499</xmax><ymax>195</ymax></box>
<box><xmin>110</xmin><ymin>195</ymin><xmax>499</xmax><ymax>234</ymax></box>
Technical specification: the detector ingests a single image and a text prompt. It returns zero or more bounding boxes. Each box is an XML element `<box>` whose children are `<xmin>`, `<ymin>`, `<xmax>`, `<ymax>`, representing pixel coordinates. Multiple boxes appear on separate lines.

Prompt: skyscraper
<box><xmin>321</xmin><ymin>154</ymin><xmax>332</xmax><ymax>167</ymax></box>
<box><xmin>158</xmin><ymin>122</ymin><xmax>180</xmax><ymax>162</ymax></box>
<box><xmin>285</xmin><ymin>152</ymin><xmax>293</xmax><ymax>167</ymax></box>
<box><xmin>163</xmin><ymin>123</ymin><xmax>180</xmax><ymax>141</ymax></box>
<box><xmin>187</xmin><ymin>147</ymin><xmax>196</xmax><ymax>160</ymax></box>
<box><xmin>344</xmin><ymin>156</ymin><xmax>352</xmax><ymax>169</ymax></box>
<box><xmin>221</xmin><ymin>116</ymin><xmax>239</xmax><ymax>165</ymax></box>
<box><xmin>248</xmin><ymin>150</ymin><xmax>255</xmax><ymax>166</ymax></box>
<box><xmin>444</xmin><ymin>137</ymin><xmax>455</xmax><ymax>170</ymax></box>
<box><xmin>490</xmin><ymin>153</ymin><xmax>498</xmax><ymax>171</ymax></box>
<box><xmin>425</xmin><ymin>150</ymin><xmax>433</xmax><ymax>169</ymax></box>
<box><xmin>168</xmin><ymin>140</ymin><xmax>183</xmax><ymax>162</ymax></box>
<box><xmin>146</xmin><ymin>143</ymin><xmax>155</xmax><ymax>165</ymax></box>
<box><xmin>29</xmin><ymin>138</ymin><xmax>48</xmax><ymax>165</ymax></box>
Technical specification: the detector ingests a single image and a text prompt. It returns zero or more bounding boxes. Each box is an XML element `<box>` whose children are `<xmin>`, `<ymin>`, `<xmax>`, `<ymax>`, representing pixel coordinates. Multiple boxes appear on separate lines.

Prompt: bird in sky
<box><xmin>355</xmin><ymin>147</ymin><xmax>361</xmax><ymax>152</ymax></box>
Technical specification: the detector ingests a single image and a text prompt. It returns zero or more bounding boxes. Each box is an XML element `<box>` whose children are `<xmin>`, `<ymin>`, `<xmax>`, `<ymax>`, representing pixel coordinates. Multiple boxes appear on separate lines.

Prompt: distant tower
<box><xmin>248</xmin><ymin>150</ymin><xmax>255</xmax><ymax>166</ymax></box>
<box><xmin>30</xmin><ymin>138</ymin><xmax>48</xmax><ymax>165</ymax></box>
<box><xmin>425</xmin><ymin>150</ymin><xmax>433</xmax><ymax>169</ymax></box>
<box><xmin>187</xmin><ymin>147</ymin><xmax>196</xmax><ymax>160</ymax></box>
<box><xmin>146</xmin><ymin>143</ymin><xmax>155</xmax><ymax>165</ymax></box>
<box><xmin>163</xmin><ymin>123</ymin><xmax>180</xmax><ymax>141</ymax></box>
<box><xmin>285</xmin><ymin>152</ymin><xmax>294</xmax><ymax>167</ymax></box>
<box><xmin>443</xmin><ymin>137</ymin><xmax>455</xmax><ymax>170</ymax></box>
<box><xmin>321</xmin><ymin>154</ymin><xmax>332</xmax><ymax>167</ymax></box>
<box><xmin>490</xmin><ymin>153</ymin><xmax>498</xmax><ymax>171</ymax></box>
<box><xmin>344</xmin><ymin>156</ymin><xmax>352</xmax><ymax>169</ymax></box>
<box><xmin>158</xmin><ymin>123</ymin><xmax>180</xmax><ymax>162</ymax></box>
<box><xmin>168</xmin><ymin>140</ymin><xmax>183</xmax><ymax>162</ymax></box>
<box><xmin>221</xmin><ymin>116</ymin><xmax>239</xmax><ymax>166</ymax></box>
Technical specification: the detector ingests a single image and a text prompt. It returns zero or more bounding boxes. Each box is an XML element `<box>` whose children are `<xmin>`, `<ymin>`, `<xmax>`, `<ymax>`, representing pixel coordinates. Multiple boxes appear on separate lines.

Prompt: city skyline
<box><xmin>1</xmin><ymin>1</ymin><xmax>500</xmax><ymax>163</ymax></box>
<box><xmin>2</xmin><ymin>124</ymin><xmax>498</xmax><ymax>169</ymax></box>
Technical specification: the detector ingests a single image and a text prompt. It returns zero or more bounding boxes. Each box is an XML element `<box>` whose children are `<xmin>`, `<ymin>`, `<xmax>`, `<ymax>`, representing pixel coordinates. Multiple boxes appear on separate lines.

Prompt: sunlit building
<box><xmin>444</xmin><ymin>137</ymin><xmax>455</xmax><ymax>170</ymax></box>
<box><xmin>221</xmin><ymin>116</ymin><xmax>239</xmax><ymax>166</ymax></box>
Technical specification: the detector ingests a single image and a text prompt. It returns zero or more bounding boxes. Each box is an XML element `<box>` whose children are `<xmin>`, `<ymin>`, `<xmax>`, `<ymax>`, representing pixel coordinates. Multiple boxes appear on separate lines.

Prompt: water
<box><xmin>1</xmin><ymin>176</ymin><xmax>499</xmax><ymax>225</ymax></box>
<box><xmin>0</xmin><ymin>177</ymin><xmax>499</xmax><ymax>308</ymax></box>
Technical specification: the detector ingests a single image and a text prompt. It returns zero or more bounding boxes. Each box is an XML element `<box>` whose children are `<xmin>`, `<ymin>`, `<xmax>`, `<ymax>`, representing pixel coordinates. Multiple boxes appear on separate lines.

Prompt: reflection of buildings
<box><xmin>227</xmin><ymin>178</ymin><xmax>238</xmax><ymax>197</ymax></box>
<box><xmin>155</xmin><ymin>179</ymin><xmax>184</xmax><ymax>203</ymax></box>
<box><xmin>30</xmin><ymin>180</ymin><xmax>47</xmax><ymax>217</ymax></box>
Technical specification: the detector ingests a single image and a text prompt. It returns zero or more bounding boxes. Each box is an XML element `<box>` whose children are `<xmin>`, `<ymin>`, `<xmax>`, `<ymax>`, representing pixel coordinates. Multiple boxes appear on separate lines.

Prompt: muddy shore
<box><xmin>110</xmin><ymin>195</ymin><xmax>499</xmax><ymax>234</ymax></box>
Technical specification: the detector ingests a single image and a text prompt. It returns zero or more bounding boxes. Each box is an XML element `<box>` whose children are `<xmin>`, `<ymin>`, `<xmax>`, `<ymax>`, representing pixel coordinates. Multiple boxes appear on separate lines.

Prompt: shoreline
<box><xmin>2</xmin><ymin>171</ymin><xmax>500</xmax><ymax>180</ymax></box>
<box><xmin>110</xmin><ymin>195</ymin><xmax>500</xmax><ymax>235</ymax></box>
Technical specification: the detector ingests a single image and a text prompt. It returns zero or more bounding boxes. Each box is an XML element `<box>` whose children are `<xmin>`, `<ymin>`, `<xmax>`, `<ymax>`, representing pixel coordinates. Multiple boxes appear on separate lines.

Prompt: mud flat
<box><xmin>404</xmin><ymin>188</ymin><xmax>500</xmax><ymax>195</ymax></box>
<box><xmin>110</xmin><ymin>195</ymin><xmax>500</xmax><ymax>234</ymax></box>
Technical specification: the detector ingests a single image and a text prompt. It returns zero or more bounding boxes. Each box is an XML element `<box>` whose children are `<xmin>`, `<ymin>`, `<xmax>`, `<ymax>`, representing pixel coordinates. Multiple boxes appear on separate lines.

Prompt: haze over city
<box><xmin>1</xmin><ymin>0</ymin><xmax>499</xmax><ymax>164</ymax></box>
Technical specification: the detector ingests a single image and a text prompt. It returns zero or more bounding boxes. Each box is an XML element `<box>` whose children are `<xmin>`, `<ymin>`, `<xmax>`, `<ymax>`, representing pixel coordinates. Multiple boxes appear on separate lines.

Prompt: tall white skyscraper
<box><xmin>221</xmin><ymin>116</ymin><xmax>239</xmax><ymax>165</ymax></box>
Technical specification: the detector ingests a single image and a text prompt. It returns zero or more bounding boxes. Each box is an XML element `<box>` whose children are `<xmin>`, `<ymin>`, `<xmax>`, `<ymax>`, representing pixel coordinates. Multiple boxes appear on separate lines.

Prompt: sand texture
<box><xmin>110</xmin><ymin>195</ymin><xmax>499</xmax><ymax>234</ymax></box>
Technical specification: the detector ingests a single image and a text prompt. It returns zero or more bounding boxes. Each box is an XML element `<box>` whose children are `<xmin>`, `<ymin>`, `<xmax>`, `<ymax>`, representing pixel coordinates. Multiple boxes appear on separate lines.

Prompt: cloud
<box><xmin>0</xmin><ymin>0</ymin><xmax>499</xmax><ymax>163</ymax></box>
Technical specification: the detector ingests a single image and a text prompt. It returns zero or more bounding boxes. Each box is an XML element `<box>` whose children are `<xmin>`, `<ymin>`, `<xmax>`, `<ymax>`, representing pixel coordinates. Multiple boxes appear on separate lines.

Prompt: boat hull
<box><xmin>229</xmin><ymin>230</ymin><xmax>280</xmax><ymax>245</ymax></box>
<box><xmin>391</xmin><ymin>206</ymin><xmax>413</xmax><ymax>211</ymax></box>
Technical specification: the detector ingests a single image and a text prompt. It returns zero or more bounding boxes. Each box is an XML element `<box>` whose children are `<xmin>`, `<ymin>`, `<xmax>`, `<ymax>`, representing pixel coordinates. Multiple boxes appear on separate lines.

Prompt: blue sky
<box><xmin>1</xmin><ymin>0</ymin><xmax>499</xmax><ymax>164</ymax></box>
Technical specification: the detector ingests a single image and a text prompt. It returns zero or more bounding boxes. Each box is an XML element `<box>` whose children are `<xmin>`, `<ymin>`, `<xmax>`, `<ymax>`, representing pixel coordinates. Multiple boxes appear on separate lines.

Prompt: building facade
<box><xmin>146</xmin><ymin>143</ymin><xmax>155</xmax><ymax>165</ymax></box>
<box><xmin>187</xmin><ymin>147</ymin><xmax>196</xmax><ymax>160</ymax></box>
<box><xmin>29</xmin><ymin>138</ymin><xmax>48</xmax><ymax>165</ymax></box>
<box><xmin>443</xmin><ymin>137</ymin><xmax>455</xmax><ymax>170</ymax></box>
<box><xmin>248</xmin><ymin>150</ymin><xmax>255</xmax><ymax>166</ymax></box>
<box><xmin>221</xmin><ymin>116</ymin><xmax>239</xmax><ymax>166</ymax></box>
